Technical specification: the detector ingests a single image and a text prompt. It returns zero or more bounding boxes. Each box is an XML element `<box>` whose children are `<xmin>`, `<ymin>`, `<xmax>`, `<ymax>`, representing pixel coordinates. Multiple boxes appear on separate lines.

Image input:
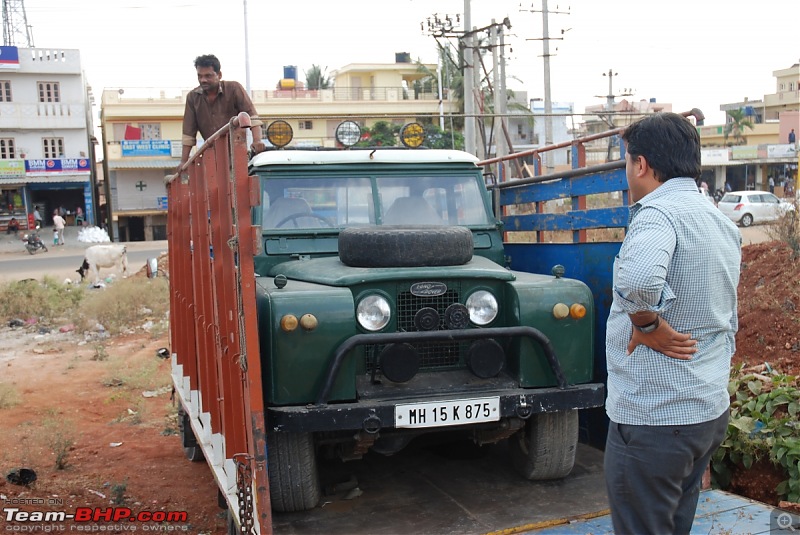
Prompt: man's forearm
<box><xmin>180</xmin><ymin>144</ymin><xmax>192</xmax><ymax>166</ymax></box>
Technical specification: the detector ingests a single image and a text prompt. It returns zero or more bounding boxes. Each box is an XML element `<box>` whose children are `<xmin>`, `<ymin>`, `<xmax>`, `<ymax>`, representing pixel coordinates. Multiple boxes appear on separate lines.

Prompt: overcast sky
<box><xmin>20</xmin><ymin>0</ymin><xmax>800</xmax><ymax>126</ymax></box>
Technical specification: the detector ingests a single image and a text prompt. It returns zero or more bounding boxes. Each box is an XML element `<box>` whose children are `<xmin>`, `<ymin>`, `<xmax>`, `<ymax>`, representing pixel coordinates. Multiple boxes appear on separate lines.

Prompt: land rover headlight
<box><xmin>357</xmin><ymin>295</ymin><xmax>391</xmax><ymax>331</ymax></box>
<box><xmin>466</xmin><ymin>291</ymin><xmax>498</xmax><ymax>325</ymax></box>
<box><xmin>335</xmin><ymin>121</ymin><xmax>362</xmax><ymax>147</ymax></box>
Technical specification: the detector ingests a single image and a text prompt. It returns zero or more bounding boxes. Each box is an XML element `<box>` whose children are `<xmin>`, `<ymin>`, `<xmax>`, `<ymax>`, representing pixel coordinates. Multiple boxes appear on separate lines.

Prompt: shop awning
<box><xmin>108</xmin><ymin>159</ymin><xmax>179</xmax><ymax>170</ymax></box>
<box><xmin>0</xmin><ymin>175</ymin><xmax>90</xmax><ymax>184</ymax></box>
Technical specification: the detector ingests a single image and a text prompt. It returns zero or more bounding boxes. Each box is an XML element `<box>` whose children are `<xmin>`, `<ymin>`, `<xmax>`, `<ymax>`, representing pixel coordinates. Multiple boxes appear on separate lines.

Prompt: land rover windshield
<box><xmin>260</xmin><ymin>174</ymin><xmax>493</xmax><ymax>230</ymax></box>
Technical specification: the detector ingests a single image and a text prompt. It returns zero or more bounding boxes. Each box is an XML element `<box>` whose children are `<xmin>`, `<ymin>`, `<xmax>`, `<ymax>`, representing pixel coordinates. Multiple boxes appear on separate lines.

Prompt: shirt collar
<box><xmin>630</xmin><ymin>177</ymin><xmax>698</xmax><ymax>218</ymax></box>
<box><xmin>192</xmin><ymin>80</ymin><xmax>226</xmax><ymax>96</ymax></box>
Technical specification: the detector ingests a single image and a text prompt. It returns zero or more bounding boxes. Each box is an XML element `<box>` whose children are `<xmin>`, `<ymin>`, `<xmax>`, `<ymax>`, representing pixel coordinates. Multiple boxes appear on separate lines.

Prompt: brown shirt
<box><xmin>182</xmin><ymin>80</ymin><xmax>258</xmax><ymax>146</ymax></box>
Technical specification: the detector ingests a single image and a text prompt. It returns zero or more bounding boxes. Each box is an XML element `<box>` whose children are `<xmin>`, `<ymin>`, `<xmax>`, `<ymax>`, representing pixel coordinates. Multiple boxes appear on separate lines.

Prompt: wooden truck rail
<box><xmin>166</xmin><ymin>112</ymin><xmax>271</xmax><ymax>533</ymax></box>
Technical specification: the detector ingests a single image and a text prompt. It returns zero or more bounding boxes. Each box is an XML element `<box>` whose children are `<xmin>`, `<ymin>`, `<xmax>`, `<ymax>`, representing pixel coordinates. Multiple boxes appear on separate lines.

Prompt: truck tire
<box><xmin>338</xmin><ymin>226</ymin><xmax>473</xmax><ymax>268</ymax></box>
<box><xmin>508</xmin><ymin>410</ymin><xmax>578</xmax><ymax>480</ymax></box>
<box><xmin>178</xmin><ymin>407</ymin><xmax>204</xmax><ymax>462</ymax></box>
<box><xmin>267</xmin><ymin>430</ymin><xmax>321</xmax><ymax>512</ymax></box>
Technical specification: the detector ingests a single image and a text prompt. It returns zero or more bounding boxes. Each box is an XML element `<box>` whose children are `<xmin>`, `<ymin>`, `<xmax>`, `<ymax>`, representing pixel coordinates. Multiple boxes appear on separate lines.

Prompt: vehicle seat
<box><xmin>383</xmin><ymin>197</ymin><xmax>443</xmax><ymax>225</ymax></box>
<box><xmin>264</xmin><ymin>197</ymin><xmax>318</xmax><ymax>228</ymax></box>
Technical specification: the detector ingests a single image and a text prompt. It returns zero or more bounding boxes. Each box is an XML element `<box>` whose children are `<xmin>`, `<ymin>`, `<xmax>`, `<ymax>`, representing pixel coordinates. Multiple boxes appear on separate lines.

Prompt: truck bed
<box><xmin>272</xmin><ymin>441</ymin><xmax>790</xmax><ymax>534</ymax></box>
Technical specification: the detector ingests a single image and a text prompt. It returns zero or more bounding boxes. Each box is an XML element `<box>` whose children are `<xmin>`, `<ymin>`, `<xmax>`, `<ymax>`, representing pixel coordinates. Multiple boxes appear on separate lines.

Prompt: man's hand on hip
<box><xmin>627</xmin><ymin>317</ymin><xmax>697</xmax><ymax>360</ymax></box>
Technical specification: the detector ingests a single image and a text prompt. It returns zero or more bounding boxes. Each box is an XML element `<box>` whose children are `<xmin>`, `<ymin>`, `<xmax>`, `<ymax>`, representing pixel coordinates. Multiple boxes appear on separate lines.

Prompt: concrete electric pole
<box><xmin>522</xmin><ymin>1</ymin><xmax>569</xmax><ymax>174</ymax></box>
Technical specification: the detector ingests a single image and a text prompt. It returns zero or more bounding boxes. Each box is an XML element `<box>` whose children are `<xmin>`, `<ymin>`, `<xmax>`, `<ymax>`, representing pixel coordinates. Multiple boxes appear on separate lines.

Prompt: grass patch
<box><xmin>765</xmin><ymin>200</ymin><xmax>800</xmax><ymax>259</ymax></box>
<box><xmin>0</xmin><ymin>275</ymin><xmax>170</xmax><ymax>338</ymax></box>
<box><xmin>0</xmin><ymin>276</ymin><xmax>85</xmax><ymax>321</ymax></box>
<box><xmin>40</xmin><ymin>414</ymin><xmax>76</xmax><ymax>470</ymax></box>
<box><xmin>0</xmin><ymin>382</ymin><xmax>20</xmax><ymax>409</ymax></box>
<box><xmin>77</xmin><ymin>277</ymin><xmax>170</xmax><ymax>335</ymax></box>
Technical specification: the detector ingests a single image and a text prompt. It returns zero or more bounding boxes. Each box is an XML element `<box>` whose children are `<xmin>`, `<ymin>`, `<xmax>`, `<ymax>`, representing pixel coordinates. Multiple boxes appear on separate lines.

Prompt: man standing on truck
<box><xmin>604</xmin><ymin>112</ymin><xmax>741</xmax><ymax>534</ymax></box>
<box><xmin>180</xmin><ymin>54</ymin><xmax>265</xmax><ymax>168</ymax></box>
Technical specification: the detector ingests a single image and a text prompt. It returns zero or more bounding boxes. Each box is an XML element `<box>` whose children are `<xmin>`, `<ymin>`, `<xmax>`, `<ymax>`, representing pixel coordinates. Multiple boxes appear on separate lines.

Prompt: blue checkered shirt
<box><xmin>606</xmin><ymin>177</ymin><xmax>741</xmax><ymax>425</ymax></box>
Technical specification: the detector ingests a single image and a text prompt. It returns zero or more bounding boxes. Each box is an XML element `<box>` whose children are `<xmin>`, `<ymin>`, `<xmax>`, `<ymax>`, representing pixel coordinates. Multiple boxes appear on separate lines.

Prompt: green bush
<box><xmin>0</xmin><ymin>276</ymin><xmax>85</xmax><ymax>320</ymax></box>
<box><xmin>711</xmin><ymin>365</ymin><xmax>800</xmax><ymax>502</ymax></box>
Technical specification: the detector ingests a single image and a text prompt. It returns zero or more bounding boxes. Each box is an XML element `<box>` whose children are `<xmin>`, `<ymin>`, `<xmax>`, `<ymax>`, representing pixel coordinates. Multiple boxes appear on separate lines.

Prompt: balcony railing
<box><xmin>255</xmin><ymin>86</ymin><xmax>450</xmax><ymax>103</ymax></box>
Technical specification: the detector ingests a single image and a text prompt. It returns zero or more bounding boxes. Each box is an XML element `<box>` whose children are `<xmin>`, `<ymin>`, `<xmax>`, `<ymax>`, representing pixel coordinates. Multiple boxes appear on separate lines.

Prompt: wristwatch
<box><xmin>633</xmin><ymin>316</ymin><xmax>660</xmax><ymax>334</ymax></box>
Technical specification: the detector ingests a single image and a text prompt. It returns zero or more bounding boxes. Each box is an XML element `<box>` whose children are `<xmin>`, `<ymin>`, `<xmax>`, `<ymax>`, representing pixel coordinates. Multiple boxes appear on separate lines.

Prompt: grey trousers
<box><xmin>604</xmin><ymin>410</ymin><xmax>729</xmax><ymax>535</ymax></box>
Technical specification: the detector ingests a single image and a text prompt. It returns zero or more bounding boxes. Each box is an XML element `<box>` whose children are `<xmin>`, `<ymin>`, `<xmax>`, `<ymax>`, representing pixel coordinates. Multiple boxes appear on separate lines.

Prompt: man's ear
<box><xmin>633</xmin><ymin>155</ymin><xmax>653</xmax><ymax>180</ymax></box>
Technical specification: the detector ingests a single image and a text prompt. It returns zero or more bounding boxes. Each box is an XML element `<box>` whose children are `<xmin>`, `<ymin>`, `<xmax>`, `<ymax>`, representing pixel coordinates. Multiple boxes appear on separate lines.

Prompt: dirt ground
<box><xmin>0</xmin><ymin>240</ymin><xmax>798</xmax><ymax>533</ymax></box>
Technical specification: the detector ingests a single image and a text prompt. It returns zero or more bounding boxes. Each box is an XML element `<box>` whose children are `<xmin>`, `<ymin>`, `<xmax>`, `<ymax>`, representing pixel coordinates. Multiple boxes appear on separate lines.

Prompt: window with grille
<box><xmin>0</xmin><ymin>81</ymin><xmax>11</xmax><ymax>102</ymax></box>
<box><xmin>0</xmin><ymin>138</ymin><xmax>15</xmax><ymax>159</ymax></box>
<box><xmin>140</xmin><ymin>123</ymin><xmax>161</xmax><ymax>140</ymax></box>
<box><xmin>299</xmin><ymin>120</ymin><xmax>313</xmax><ymax>130</ymax></box>
<box><xmin>43</xmin><ymin>138</ymin><xmax>64</xmax><ymax>158</ymax></box>
<box><xmin>37</xmin><ymin>81</ymin><xmax>60</xmax><ymax>102</ymax></box>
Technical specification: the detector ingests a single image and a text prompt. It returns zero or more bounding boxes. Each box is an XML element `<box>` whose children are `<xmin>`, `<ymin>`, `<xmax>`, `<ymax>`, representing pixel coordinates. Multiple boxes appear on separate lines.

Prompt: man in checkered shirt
<box><xmin>604</xmin><ymin>112</ymin><xmax>741</xmax><ymax>534</ymax></box>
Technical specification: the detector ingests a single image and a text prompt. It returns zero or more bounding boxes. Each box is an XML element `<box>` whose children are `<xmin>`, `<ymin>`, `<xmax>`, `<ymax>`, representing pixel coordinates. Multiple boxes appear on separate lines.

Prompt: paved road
<box><xmin>0</xmin><ymin>226</ymin><xmax>167</xmax><ymax>283</ymax></box>
<box><xmin>0</xmin><ymin>221</ymin><xmax>774</xmax><ymax>284</ymax></box>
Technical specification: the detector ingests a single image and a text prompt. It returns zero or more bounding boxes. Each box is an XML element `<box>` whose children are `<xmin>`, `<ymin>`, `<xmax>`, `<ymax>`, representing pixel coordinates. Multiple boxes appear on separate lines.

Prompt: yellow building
<box><xmin>100</xmin><ymin>60</ymin><xmax>457</xmax><ymax>241</ymax></box>
<box><xmin>698</xmin><ymin>62</ymin><xmax>800</xmax><ymax>194</ymax></box>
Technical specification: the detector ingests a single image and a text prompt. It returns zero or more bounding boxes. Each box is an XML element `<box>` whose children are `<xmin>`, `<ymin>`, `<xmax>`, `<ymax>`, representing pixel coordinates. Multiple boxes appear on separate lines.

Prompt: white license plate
<box><xmin>394</xmin><ymin>396</ymin><xmax>500</xmax><ymax>429</ymax></box>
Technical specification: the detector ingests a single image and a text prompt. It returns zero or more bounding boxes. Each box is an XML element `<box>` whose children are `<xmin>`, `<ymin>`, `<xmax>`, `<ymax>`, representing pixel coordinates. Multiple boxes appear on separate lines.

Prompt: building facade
<box><xmin>100</xmin><ymin>59</ymin><xmax>457</xmax><ymax>241</ymax></box>
<box><xmin>698</xmin><ymin>62</ymin><xmax>800</xmax><ymax>194</ymax></box>
<box><xmin>0</xmin><ymin>46</ymin><xmax>96</xmax><ymax>232</ymax></box>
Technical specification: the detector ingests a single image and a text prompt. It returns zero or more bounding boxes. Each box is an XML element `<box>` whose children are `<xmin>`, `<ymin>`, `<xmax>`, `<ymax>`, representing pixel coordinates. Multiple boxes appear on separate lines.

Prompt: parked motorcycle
<box><xmin>22</xmin><ymin>232</ymin><xmax>48</xmax><ymax>255</ymax></box>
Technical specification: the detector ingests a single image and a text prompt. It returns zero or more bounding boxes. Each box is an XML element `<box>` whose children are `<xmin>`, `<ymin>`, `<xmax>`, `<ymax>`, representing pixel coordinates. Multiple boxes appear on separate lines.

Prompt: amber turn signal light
<box><xmin>280</xmin><ymin>314</ymin><xmax>298</xmax><ymax>332</ymax></box>
<box><xmin>570</xmin><ymin>303</ymin><xmax>587</xmax><ymax>319</ymax></box>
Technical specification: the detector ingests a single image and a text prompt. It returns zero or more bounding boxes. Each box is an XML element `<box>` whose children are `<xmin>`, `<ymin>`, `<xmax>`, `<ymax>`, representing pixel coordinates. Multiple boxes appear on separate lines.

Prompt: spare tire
<box><xmin>339</xmin><ymin>226</ymin><xmax>473</xmax><ymax>268</ymax></box>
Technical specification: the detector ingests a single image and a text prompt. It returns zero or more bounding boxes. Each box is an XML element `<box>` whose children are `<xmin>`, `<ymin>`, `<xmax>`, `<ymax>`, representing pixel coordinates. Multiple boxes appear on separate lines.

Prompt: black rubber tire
<box><xmin>508</xmin><ymin>410</ymin><xmax>579</xmax><ymax>480</ymax></box>
<box><xmin>178</xmin><ymin>407</ymin><xmax>204</xmax><ymax>462</ymax></box>
<box><xmin>267</xmin><ymin>430</ymin><xmax>320</xmax><ymax>512</ymax></box>
<box><xmin>338</xmin><ymin>226</ymin><xmax>473</xmax><ymax>267</ymax></box>
<box><xmin>740</xmin><ymin>213</ymin><xmax>753</xmax><ymax>227</ymax></box>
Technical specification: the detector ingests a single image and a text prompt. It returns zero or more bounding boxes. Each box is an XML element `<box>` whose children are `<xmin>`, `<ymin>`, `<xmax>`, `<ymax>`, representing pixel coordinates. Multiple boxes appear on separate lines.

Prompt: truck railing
<box><xmin>478</xmin><ymin>108</ymin><xmax>704</xmax><ymax>447</ymax></box>
<box><xmin>166</xmin><ymin>112</ymin><xmax>271</xmax><ymax>533</ymax></box>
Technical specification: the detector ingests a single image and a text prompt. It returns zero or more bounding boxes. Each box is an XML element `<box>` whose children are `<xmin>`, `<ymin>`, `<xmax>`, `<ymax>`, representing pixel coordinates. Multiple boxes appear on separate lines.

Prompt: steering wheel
<box><xmin>274</xmin><ymin>212</ymin><xmax>334</xmax><ymax>228</ymax></box>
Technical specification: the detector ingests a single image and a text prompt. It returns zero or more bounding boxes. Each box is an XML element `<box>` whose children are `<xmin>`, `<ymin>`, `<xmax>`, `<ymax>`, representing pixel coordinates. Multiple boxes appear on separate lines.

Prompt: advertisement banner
<box><xmin>731</xmin><ymin>146</ymin><xmax>758</xmax><ymax>160</ymax></box>
<box><xmin>25</xmin><ymin>159</ymin><xmax>91</xmax><ymax>173</ymax></box>
<box><xmin>0</xmin><ymin>160</ymin><xmax>26</xmax><ymax>178</ymax></box>
<box><xmin>0</xmin><ymin>46</ymin><xmax>20</xmax><ymax>69</ymax></box>
<box><xmin>121</xmin><ymin>140</ymin><xmax>173</xmax><ymax>157</ymax></box>
<box><xmin>766</xmin><ymin>144</ymin><xmax>798</xmax><ymax>159</ymax></box>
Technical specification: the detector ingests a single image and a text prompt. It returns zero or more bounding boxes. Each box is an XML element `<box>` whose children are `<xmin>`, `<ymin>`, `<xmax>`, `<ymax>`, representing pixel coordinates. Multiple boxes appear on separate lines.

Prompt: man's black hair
<box><xmin>194</xmin><ymin>54</ymin><xmax>221</xmax><ymax>73</ymax></box>
<box><xmin>621</xmin><ymin>112</ymin><xmax>701</xmax><ymax>182</ymax></box>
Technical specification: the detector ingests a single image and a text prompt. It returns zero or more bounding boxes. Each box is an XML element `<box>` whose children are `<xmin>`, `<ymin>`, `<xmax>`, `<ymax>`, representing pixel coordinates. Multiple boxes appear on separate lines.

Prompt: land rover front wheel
<box><xmin>267</xmin><ymin>429</ymin><xmax>321</xmax><ymax>512</ymax></box>
<box><xmin>508</xmin><ymin>409</ymin><xmax>578</xmax><ymax>480</ymax></box>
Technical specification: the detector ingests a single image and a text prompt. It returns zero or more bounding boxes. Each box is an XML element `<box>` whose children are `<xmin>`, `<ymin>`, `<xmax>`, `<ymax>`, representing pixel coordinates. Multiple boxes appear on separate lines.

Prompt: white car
<box><xmin>717</xmin><ymin>190</ymin><xmax>795</xmax><ymax>227</ymax></box>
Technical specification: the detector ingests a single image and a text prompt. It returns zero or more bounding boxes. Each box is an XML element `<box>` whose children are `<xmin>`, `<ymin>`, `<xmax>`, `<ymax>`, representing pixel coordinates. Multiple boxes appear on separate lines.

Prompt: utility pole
<box><xmin>2</xmin><ymin>0</ymin><xmax>34</xmax><ymax>47</ymax></box>
<box><xmin>491</xmin><ymin>21</ymin><xmax>504</xmax><ymax>160</ymax></box>
<box><xmin>593</xmin><ymin>69</ymin><xmax>634</xmax><ymax>127</ymax></box>
<box><xmin>243</xmin><ymin>0</ymin><xmax>251</xmax><ymax>94</ymax></box>
<box><xmin>522</xmin><ymin>1</ymin><xmax>569</xmax><ymax>174</ymax></box>
<box><xmin>463</xmin><ymin>0</ymin><xmax>476</xmax><ymax>155</ymax></box>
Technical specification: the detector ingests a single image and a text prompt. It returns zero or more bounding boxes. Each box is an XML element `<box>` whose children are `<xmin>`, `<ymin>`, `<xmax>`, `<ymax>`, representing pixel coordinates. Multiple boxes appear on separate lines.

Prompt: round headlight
<box><xmin>400</xmin><ymin>122</ymin><xmax>425</xmax><ymax>148</ymax></box>
<box><xmin>466</xmin><ymin>291</ymin><xmax>498</xmax><ymax>326</ymax></box>
<box><xmin>266</xmin><ymin>120</ymin><xmax>293</xmax><ymax>148</ymax></box>
<box><xmin>357</xmin><ymin>295</ymin><xmax>391</xmax><ymax>331</ymax></box>
<box><xmin>335</xmin><ymin>121</ymin><xmax>362</xmax><ymax>147</ymax></box>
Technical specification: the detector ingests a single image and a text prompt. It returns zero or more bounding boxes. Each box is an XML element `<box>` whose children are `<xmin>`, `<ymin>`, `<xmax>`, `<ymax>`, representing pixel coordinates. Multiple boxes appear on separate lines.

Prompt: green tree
<box><xmin>723</xmin><ymin>108</ymin><xmax>754</xmax><ymax>146</ymax></box>
<box><xmin>355</xmin><ymin>121</ymin><xmax>399</xmax><ymax>147</ymax></box>
<box><xmin>304</xmin><ymin>64</ymin><xmax>330</xmax><ymax>90</ymax></box>
<box><xmin>424</xmin><ymin>124</ymin><xmax>464</xmax><ymax>150</ymax></box>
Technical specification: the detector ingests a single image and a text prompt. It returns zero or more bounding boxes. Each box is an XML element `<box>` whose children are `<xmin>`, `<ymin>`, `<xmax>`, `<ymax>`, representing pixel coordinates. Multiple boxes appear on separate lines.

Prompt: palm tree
<box><xmin>723</xmin><ymin>109</ymin><xmax>754</xmax><ymax>146</ymax></box>
<box><xmin>304</xmin><ymin>65</ymin><xmax>330</xmax><ymax>90</ymax></box>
